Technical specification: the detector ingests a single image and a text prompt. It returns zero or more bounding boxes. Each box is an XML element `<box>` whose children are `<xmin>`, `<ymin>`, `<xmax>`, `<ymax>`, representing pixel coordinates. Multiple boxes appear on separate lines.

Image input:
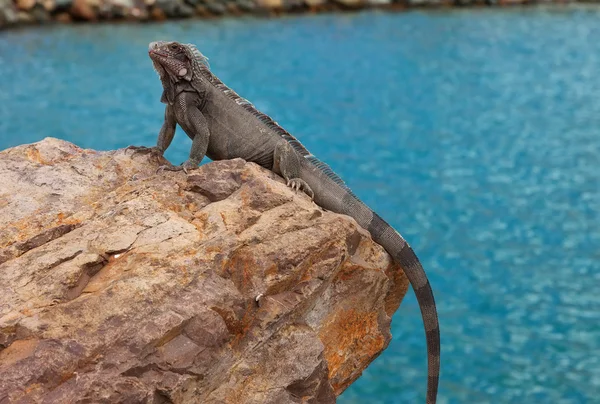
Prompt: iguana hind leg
<box><xmin>273</xmin><ymin>142</ymin><xmax>314</xmax><ymax>200</ymax></box>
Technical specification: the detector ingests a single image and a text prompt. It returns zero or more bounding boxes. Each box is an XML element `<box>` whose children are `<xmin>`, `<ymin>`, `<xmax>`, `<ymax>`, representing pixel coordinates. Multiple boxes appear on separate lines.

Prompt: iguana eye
<box><xmin>169</xmin><ymin>44</ymin><xmax>179</xmax><ymax>51</ymax></box>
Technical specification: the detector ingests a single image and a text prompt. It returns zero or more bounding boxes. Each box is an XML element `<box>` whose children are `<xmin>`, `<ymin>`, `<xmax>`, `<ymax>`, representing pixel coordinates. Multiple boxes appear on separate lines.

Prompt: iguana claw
<box><xmin>156</xmin><ymin>159</ymin><xmax>199</xmax><ymax>175</ymax></box>
<box><xmin>125</xmin><ymin>145</ymin><xmax>162</xmax><ymax>156</ymax></box>
<box><xmin>156</xmin><ymin>164</ymin><xmax>185</xmax><ymax>174</ymax></box>
<box><xmin>286</xmin><ymin>178</ymin><xmax>314</xmax><ymax>201</ymax></box>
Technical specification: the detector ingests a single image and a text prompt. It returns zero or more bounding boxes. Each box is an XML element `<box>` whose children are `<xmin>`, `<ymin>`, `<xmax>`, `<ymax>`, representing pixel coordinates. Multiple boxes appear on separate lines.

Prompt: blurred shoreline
<box><xmin>1</xmin><ymin>0</ymin><xmax>600</xmax><ymax>31</ymax></box>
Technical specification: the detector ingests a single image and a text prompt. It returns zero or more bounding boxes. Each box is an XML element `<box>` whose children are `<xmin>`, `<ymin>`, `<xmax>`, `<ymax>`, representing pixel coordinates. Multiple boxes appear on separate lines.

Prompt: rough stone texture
<box><xmin>53</xmin><ymin>10</ymin><xmax>72</xmax><ymax>20</ymax></box>
<box><xmin>15</xmin><ymin>0</ymin><xmax>36</xmax><ymax>11</ymax></box>
<box><xmin>29</xmin><ymin>3</ymin><xmax>51</xmax><ymax>21</ymax></box>
<box><xmin>0</xmin><ymin>138</ymin><xmax>408</xmax><ymax>403</ymax></box>
<box><xmin>53</xmin><ymin>0</ymin><xmax>73</xmax><ymax>10</ymax></box>
<box><xmin>155</xmin><ymin>0</ymin><xmax>194</xmax><ymax>16</ymax></box>
<box><xmin>303</xmin><ymin>0</ymin><xmax>327</xmax><ymax>7</ymax></box>
<box><xmin>0</xmin><ymin>0</ymin><xmax>19</xmax><ymax>26</ymax></box>
<box><xmin>255</xmin><ymin>0</ymin><xmax>281</xmax><ymax>8</ymax></box>
<box><xmin>70</xmin><ymin>0</ymin><xmax>96</xmax><ymax>19</ymax></box>
<box><xmin>331</xmin><ymin>0</ymin><xmax>364</xmax><ymax>7</ymax></box>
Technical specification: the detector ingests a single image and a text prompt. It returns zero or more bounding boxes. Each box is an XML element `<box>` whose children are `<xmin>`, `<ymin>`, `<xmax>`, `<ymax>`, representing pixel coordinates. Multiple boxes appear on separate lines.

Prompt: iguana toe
<box><xmin>156</xmin><ymin>164</ymin><xmax>182</xmax><ymax>174</ymax></box>
<box><xmin>181</xmin><ymin>159</ymin><xmax>200</xmax><ymax>173</ymax></box>
<box><xmin>156</xmin><ymin>159</ymin><xmax>199</xmax><ymax>175</ymax></box>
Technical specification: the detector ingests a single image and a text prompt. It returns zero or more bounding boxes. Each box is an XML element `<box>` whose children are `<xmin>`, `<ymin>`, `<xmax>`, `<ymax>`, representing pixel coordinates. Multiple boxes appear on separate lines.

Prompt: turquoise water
<box><xmin>1</xmin><ymin>7</ymin><xmax>600</xmax><ymax>403</ymax></box>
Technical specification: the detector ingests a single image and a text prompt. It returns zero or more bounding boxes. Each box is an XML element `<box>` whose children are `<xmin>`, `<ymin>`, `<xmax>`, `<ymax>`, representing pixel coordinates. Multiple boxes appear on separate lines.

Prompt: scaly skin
<box><xmin>132</xmin><ymin>40</ymin><xmax>440</xmax><ymax>403</ymax></box>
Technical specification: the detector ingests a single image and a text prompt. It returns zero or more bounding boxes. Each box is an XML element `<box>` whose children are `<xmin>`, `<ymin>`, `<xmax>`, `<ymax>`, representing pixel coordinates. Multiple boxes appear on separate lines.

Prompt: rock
<box><xmin>53</xmin><ymin>11</ymin><xmax>72</xmax><ymax>21</ymax></box>
<box><xmin>15</xmin><ymin>0</ymin><xmax>36</xmax><ymax>11</ymax></box>
<box><xmin>194</xmin><ymin>3</ymin><xmax>210</xmax><ymax>14</ymax></box>
<box><xmin>94</xmin><ymin>1</ymin><xmax>131</xmax><ymax>19</ymax></box>
<box><xmin>40</xmin><ymin>0</ymin><xmax>55</xmax><ymax>11</ymax></box>
<box><xmin>53</xmin><ymin>0</ymin><xmax>73</xmax><ymax>10</ymax></box>
<box><xmin>128</xmin><ymin>6</ymin><xmax>148</xmax><ymax>19</ymax></box>
<box><xmin>0</xmin><ymin>0</ymin><xmax>19</xmax><ymax>25</ymax></box>
<box><xmin>224</xmin><ymin>1</ymin><xmax>241</xmax><ymax>13</ymax></box>
<box><xmin>256</xmin><ymin>0</ymin><xmax>282</xmax><ymax>8</ymax></box>
<box><xmin>304</xmin><ymin>0</ymin><xmax>326</xmax><ymax>7</ymax></box>
<box><xmin>100</xmin><ymin>0</ymin><xmax>139</xmax><ymax>18</ymax></box>
<box><xmin>70</xmin><ymin>0</ymin><xmax>96</xmax><ymax>20</ymax></box>
<box><xmin>149</xmin><ymin>5</ymin><xmax>166</xmax><ymax>18</ymax></box>
<box><xmin>0</xmin><ymin>138</ymin><xmax>408</xmax><ymax>402</ymax></box>
<box><xmin>16</xmin><ymin>10</ymin><xmax>34</xmax><ymax>22</ymax></box>
<box><xmin>30</xmin><ymin>3</ymin><xmax>51</xmax><ymax>21</ymax></box>
<box><xmin>111</xmin><ymin>0</ymin><xmax>135</xmax><ymax>7</ymax></box>
<box><xmin>365</xmin><ymin>0</ymin><xmax>390</xmax><ymax>5</ymax></box>
<box><xmin>236</xmin><ymin>0</ymin><xmax>256</xmax><ymax>11</ymax></box>
<box><xmin>155</xmin><ymin>0</ymin><xmax>194</xmax><ymax>17</ymax></box>
<box><xmin>203</xmin><ymin>0</ymin><xmax>226</xmax><ymax>13</ymax></box>
<box><xmin>282</xmin><ymin>0</ymin><xmax>305</xmax><ymax>9</ymax></box>
<box><xmin>183</xmin><ymin>0</ymin><xmax>202</xmax><ymax>7</ymax></box>
<box><xmin>331</xmin><ymin>0</ymin><xmax>364</xmax><ymax>7</ymax></box>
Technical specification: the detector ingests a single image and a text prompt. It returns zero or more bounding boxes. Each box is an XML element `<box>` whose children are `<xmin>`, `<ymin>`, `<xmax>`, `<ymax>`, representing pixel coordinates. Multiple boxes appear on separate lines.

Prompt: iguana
<box><xmin>129</xmin><ymin>41</ymin><xmax>440</xmax><ymax>403</ymax></box>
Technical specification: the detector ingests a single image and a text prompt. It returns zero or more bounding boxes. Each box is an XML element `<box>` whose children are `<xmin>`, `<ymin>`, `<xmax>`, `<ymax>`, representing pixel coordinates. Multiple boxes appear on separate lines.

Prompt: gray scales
<box><xmin>128</xmin><ymin>41</ymin><xmax>440</xmax><ymax>403</ymax></box>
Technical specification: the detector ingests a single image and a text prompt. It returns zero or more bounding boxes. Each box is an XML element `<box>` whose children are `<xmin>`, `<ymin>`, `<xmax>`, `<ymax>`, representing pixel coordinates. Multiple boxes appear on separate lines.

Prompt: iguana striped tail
<box><xmin>300</xmin><ymin>157</ymin><xmax>440</xmax><ymax>403</ymax></box>
<box><xmin>370</xmin><ymin>211</ymin><xmax>440</xmax><ymax>404</ymax></box>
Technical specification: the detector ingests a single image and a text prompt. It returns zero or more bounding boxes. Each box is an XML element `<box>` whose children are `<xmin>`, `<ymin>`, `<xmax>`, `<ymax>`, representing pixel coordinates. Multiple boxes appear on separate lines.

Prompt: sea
<box><xmin>0</xmin><ymin>6</ymin><xmax>599</xmax><ymax>403</ymax></box>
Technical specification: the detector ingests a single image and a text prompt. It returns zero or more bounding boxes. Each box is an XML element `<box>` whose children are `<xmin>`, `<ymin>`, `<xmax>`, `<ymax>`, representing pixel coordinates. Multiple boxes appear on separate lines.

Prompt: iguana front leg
<box><xmin>158</xmin><ymin>102</ymin><xmax>210</xmax><ymax>174</ymax></box>
<box><xmin>126</xmin><ymin>104</ymin><xmax>176</xmax><ymax>157</ymax></box>
<box><xmin>273</xmin><ymin>142</ymin><xmax>314</xmax><ymax>200</ymax></box>
<box><xmin>157</xmin><ymin>104</ymin><xmax>177</xmax><ymax>153</ymax></box>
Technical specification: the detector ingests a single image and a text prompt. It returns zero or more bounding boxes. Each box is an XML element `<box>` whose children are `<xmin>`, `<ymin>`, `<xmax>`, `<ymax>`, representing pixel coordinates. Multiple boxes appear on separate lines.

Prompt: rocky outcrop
<box><xmin>0</xmin><ymin>138</ymin><xmax>408</xmax><ymax>403</ymax></box>
<box><xmin>0</xmin><ymin>0</ymin><xmax>593</xmax><ymax>30</ymax></box>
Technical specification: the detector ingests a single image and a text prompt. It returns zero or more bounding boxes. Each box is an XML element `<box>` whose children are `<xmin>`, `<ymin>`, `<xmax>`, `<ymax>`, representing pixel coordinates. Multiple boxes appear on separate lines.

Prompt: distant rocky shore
<box><xmin>0</xmin><ymin>0</ymin><xmax>596</xmax><ymax>30</ymax></box>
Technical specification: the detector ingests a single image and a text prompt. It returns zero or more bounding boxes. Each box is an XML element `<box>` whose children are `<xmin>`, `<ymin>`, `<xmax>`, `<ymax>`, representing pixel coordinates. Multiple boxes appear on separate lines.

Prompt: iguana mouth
<box><xmin>148</xmin><ymin>49</ymin><xmax>167</xmax><ymax>58</ymax></box>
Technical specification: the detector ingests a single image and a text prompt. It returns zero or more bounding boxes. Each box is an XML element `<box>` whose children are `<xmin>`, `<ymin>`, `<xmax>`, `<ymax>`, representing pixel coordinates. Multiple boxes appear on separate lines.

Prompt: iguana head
<box><xmin>148</xmin><ymin>41</ymin><xmax>194</xmax><ymax>82</ymax></box>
